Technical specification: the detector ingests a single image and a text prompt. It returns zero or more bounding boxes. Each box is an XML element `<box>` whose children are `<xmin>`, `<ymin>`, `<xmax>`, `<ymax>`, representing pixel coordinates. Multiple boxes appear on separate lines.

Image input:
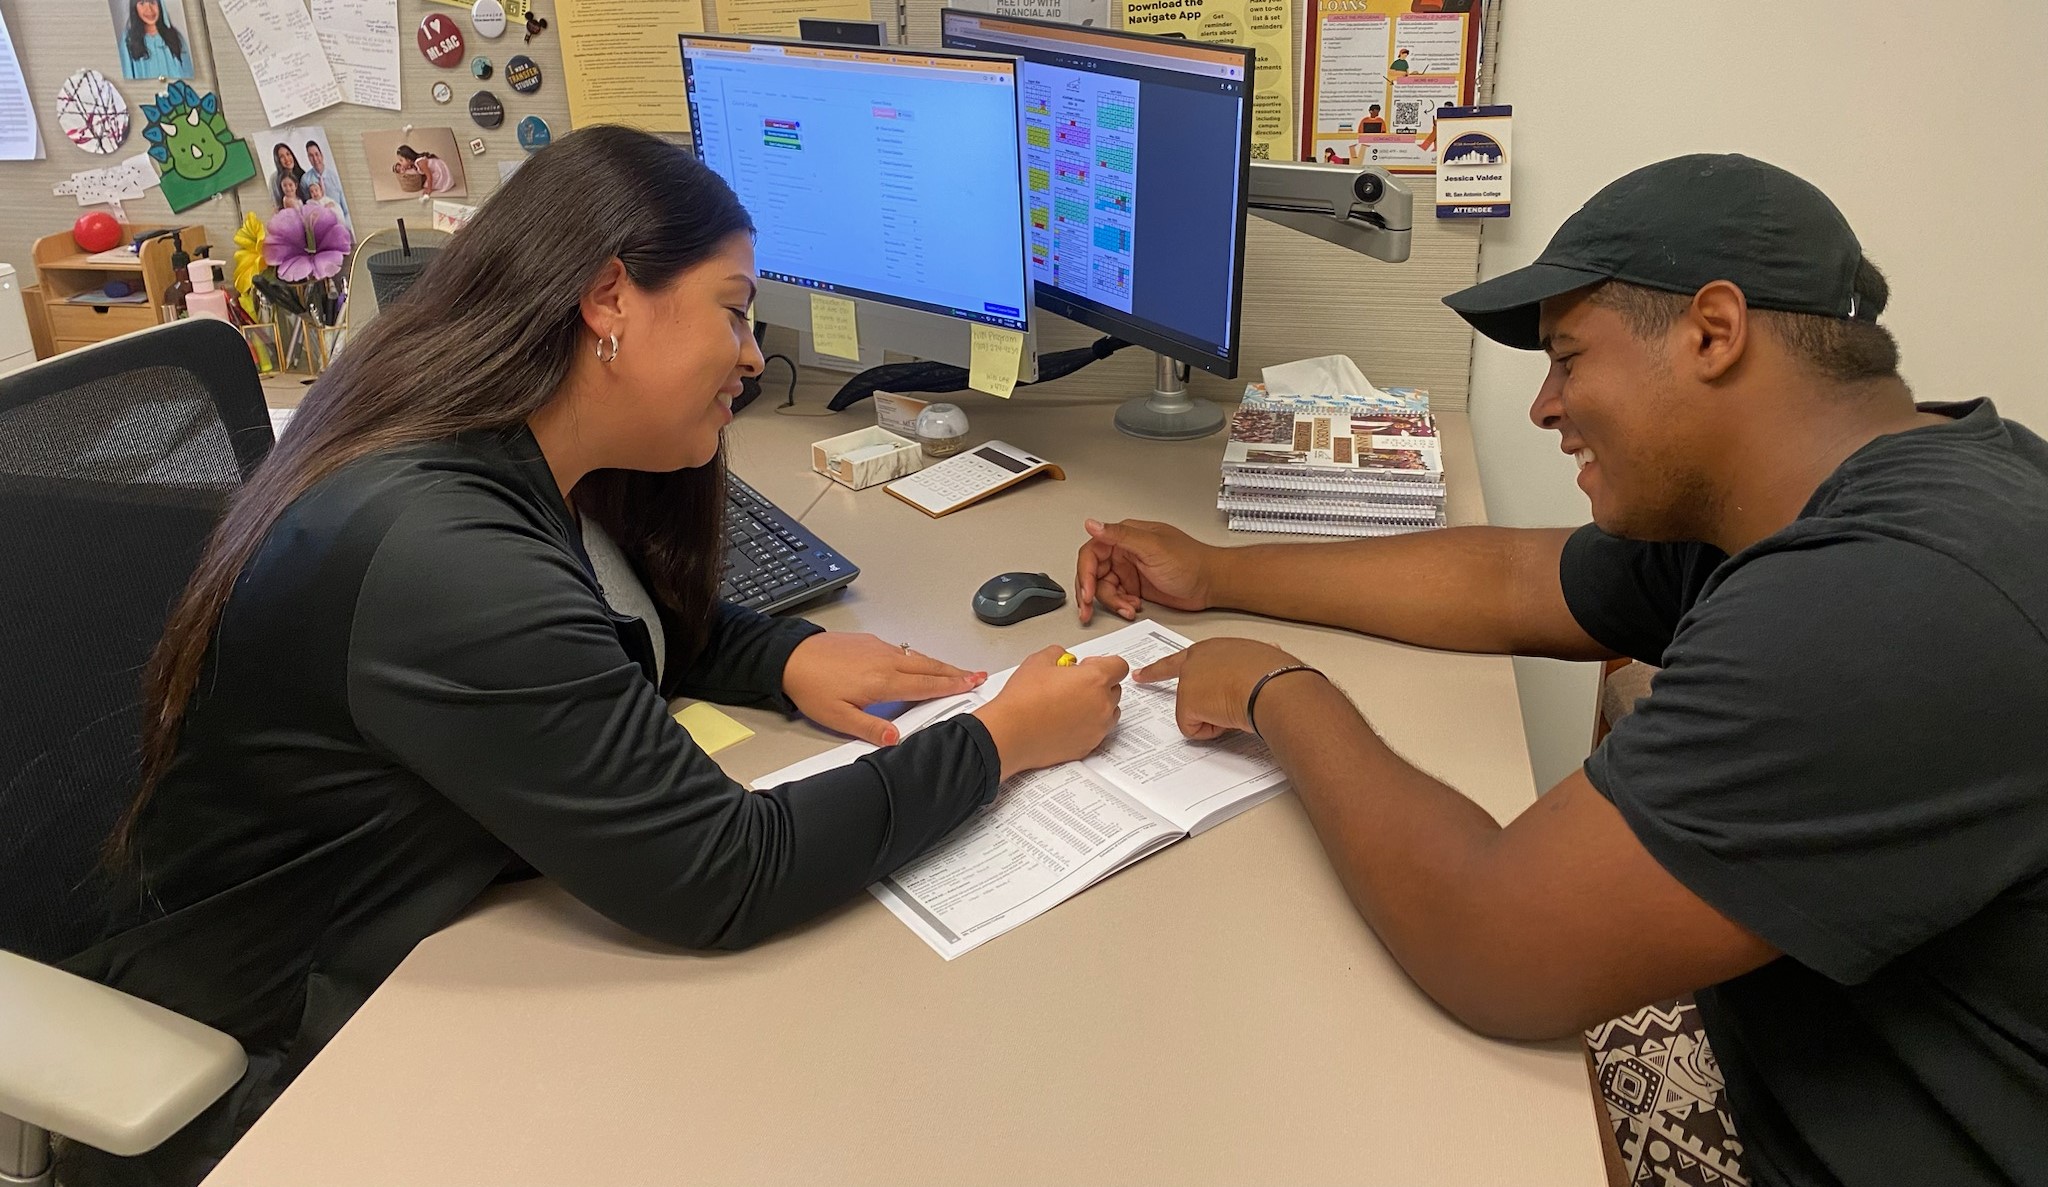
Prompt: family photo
<box><xmin>252</xmin><ymin>126</ymin><xmax>353</xmax><ymax>228</ymax></box>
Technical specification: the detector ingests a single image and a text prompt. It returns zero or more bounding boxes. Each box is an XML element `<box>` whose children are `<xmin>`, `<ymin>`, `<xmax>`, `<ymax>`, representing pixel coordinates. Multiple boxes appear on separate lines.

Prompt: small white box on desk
<box><xmin>811</xmin><ymin>426</ymin><xmax>922</xmax><ymax>490</ymax></box>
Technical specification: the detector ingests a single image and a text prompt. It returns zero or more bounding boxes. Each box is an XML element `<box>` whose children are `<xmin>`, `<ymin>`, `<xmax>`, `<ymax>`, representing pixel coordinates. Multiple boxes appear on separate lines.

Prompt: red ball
<box><xmin>72</xmin><ymin>211</ymin><xmax>122</xmax><ymax>254</ymax></box>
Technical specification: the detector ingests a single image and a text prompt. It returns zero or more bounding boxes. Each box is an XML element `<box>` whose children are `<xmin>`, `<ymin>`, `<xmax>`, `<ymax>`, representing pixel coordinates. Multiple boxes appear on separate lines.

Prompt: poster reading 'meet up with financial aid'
<box><xmin>1118</xmin><ymin>0</ymin><xmax>1292</xmax><ymax>160</ymax></box>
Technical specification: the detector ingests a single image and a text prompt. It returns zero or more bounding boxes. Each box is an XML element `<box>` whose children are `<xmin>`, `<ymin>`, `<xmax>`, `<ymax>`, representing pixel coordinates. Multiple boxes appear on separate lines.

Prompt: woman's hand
<box><xmin>782</xmin><ymin>632</ymin><xmax>986</xmax><ymax>746</ymax></box>
<box><xmin>972</xmin><ymin>646</ymin><xmax>1130</xmax><ymax>781</ymax></box>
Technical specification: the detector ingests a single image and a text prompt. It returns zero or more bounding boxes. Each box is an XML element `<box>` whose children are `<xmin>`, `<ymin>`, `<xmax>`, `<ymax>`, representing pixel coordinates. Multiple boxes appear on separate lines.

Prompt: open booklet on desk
<box><xmin>751</xmin><ymin>621</ymin><xmax>1291</xmax><ymax>959</ymax></box>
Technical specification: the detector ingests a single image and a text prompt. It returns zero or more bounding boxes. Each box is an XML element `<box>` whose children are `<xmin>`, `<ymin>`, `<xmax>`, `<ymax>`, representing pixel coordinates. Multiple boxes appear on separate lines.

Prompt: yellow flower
<box><xmin>231</xmin><ymin>211</ymin><xmax>267</xmax><ymax>318</ymax></box>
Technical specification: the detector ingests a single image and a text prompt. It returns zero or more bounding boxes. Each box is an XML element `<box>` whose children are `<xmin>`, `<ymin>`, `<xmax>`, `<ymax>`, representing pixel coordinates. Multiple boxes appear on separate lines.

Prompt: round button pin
<box><xmin>417</xmin><ymin>13</ymin><xmax>465</xmax><ymax>68</ymax></box>
<box><xmin>517</xmin><ymin>114</ymin><xmax>551</xmax><ymax>152</ymax></box>
<box><xmin>505</xmin><ymin>54</ymin><xmax>542</xmax><ymax>95</ymax></box>
<box><xmin>471</xmin><ymin>0</ymin><xmax>507</xmax><ymax>38</ymax></box>
<box><xmin>431</xmin><ymin>80</ymin><xmax>453</xmax><ymax>103</ymax></box>
<box><xmin>471</xmin><ymin>56</ymin><xmax>493</xmax><ymax>79</ymax></box>
<box><xmin>469</xmin><ymin>90</ymin><xmax>505</xmax><ymax>129</ymax></box>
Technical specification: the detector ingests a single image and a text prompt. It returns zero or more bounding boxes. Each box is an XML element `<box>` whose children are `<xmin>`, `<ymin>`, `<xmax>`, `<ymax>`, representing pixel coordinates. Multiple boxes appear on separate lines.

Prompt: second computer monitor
<box><xmin>681</xmin><ymin>35</ymin><xmax>1038</xmax><ymax>380</ymax></box>
<box><xmin>941</xmin><ymin>10</ymin><xmax>1254</xmax><ymax>379</ymax></box>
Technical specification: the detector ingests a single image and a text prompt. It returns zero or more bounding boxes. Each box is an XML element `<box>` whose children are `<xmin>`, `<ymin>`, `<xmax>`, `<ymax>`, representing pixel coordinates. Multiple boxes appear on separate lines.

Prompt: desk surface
<box><xmin>216</xmin><ymin>377</ymin><xmax>1605</xmax><ymax>1186</ymax></box>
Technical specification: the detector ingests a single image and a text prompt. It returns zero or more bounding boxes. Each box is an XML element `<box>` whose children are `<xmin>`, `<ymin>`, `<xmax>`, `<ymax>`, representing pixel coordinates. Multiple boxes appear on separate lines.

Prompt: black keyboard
<box><xmin>720</xmin><ymin>474</ymin><xmax>859</xmax><ymax>614</ymax></box>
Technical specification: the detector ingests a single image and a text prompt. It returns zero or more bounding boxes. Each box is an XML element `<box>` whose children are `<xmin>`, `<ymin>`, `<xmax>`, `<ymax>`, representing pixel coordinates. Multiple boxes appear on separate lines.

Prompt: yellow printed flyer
<box><xmin>715</xmin><ymin>0</ymin><xmax>876</xmax><ymax>38</ymax></box>
<box><xmin>1120</xmin><ymin>0</ymin><xmax>1293</xmax><ymax>160</ymax></box>
<box><xmin>1300</xmin><ymin>0</ymin><xmax>1480</xmax><ymax>173</ymax></box>
<box><xmin>558</xmin><ymin>0</ymin><xmax>705</xmax><ymax>134</ymax></box>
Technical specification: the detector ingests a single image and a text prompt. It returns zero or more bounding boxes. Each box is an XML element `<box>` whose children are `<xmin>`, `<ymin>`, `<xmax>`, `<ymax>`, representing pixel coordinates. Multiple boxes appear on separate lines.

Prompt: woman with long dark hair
<box><xmin>268</xmin><ymin>142</ymin><xmax>305</xmax><ymax>210</ymax></box>
<box><xmin>119</xmin><ymin>0</ymin><xmax>192</xmax><ymax>80</ymax></box>
<box><xmin>62</xmin><ymin>125</ymin><xmax>1127</xmax><ymax>1186</ymax></box>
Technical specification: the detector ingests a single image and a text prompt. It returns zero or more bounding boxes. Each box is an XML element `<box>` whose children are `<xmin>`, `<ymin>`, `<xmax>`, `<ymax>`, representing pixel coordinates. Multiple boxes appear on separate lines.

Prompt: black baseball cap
<box><xmin>1443</xmin><ymin>154</ymin><xmax>1882</xmax><ymax>350</ymax></box>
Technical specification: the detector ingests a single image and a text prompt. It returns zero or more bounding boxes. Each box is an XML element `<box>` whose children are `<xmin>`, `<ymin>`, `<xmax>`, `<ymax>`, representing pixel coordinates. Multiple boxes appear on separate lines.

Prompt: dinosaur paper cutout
<box><xmin>141</xmin><ymin>81</ymin><xmax>257</xmax><ymax>213</ymax></box>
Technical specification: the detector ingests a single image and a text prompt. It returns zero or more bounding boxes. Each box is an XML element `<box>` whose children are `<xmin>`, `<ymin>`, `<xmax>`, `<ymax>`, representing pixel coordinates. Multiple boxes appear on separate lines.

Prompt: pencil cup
<box><xmin>241</xmin><ymin>324</ymin><xmax>279</xmax><ymax>376</ymax></box>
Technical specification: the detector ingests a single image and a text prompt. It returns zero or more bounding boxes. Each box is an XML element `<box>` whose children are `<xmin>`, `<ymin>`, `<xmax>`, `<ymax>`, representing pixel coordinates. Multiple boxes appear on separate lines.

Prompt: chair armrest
<box><xmin>0</xmin><ymin>950</ymin><xmax>245</xmax><ymax>1157</ymax></box>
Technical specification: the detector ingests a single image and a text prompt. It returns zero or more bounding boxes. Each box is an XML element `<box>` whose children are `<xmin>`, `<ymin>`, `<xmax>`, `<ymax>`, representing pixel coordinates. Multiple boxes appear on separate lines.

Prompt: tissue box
<box><xmin>811</xmin><ymin>426</ymin><xmax>922</xmax><ymax>490</ymax></box>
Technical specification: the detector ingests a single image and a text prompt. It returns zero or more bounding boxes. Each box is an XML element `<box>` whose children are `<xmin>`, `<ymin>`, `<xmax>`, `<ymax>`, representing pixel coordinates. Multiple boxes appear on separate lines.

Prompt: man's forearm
<box><xmin>1253</xmin><ymin>672</ymin><xmax>1558</xmax><ymax>1036</ymax></box>
<box><xmin>1205</xmin><ymin>527</ymin><xmax>1609</xmax><ymax>659</ymax></box>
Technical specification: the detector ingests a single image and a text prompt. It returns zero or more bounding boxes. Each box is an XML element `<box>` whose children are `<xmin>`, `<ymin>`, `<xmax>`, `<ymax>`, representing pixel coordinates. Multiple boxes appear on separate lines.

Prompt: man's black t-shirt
<box><xmin>1561</xmin><ymin>400</ymin><xmax>2048</xmax><ymax>1186</ymax></box>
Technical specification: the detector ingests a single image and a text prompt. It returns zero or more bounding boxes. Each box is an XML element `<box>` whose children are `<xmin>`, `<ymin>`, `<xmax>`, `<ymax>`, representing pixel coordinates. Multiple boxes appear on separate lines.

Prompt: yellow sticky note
<box><xmin>673</xmin><ymin>702</ymin><xmax>754</xmax><ymax>756</ymax></box>
<box><xmin>969</xmin><ymin>324</ymin><xmax>1025</xmax><ymax>399</ymax></box>
<box><xmin>809</xmin><ymin>293</ymin><xmax>860</xmax><ymax>361</ymax></box>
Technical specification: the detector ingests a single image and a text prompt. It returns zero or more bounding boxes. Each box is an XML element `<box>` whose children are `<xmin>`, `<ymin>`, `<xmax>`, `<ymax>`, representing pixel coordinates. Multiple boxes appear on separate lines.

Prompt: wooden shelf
<box><xmin>24</xmin><ymin>222</ymin><xmax>210</xmax><ymax>359</ymax></box>
<box><xmin>37</xmin><ymin>253</ymin><xmax>156</xmax><ymax>273</ymax></box>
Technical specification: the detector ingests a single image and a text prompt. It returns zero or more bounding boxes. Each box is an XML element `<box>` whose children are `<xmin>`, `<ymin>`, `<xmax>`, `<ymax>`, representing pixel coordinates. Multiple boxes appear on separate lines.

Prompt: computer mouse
<box><xmin>973</xmin><ymin>571</ymin><xmax>1067</xmax><ymax>626</ymax></box>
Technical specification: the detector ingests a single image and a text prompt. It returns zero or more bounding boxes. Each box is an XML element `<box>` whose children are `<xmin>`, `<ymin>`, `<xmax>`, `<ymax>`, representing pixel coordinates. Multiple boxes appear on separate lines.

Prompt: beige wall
<box><xmin>1473</xmin><ymin>0</ymin><xmax>2048</xmax><ymax>789</ymax></box>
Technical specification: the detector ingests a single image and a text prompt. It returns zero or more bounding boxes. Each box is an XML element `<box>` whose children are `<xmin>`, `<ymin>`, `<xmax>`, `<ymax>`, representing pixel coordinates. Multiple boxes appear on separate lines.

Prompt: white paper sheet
<box><xmin>54</xmin><ymin>154</ymin><xmax>161</xmax><ymax>206</ymax></box>
<box><xmin>871</xmin><ymin>764</ymin><xmax>1177</xmax><ymax>960</ymax></box>
<box><xmin>0</xmin><ymin>10</ymin><xmax>44</xmax><ymax>161</ymax></box>
<box><xmin>309</xmin><ymin>0</ymin><xmax>400</xmax><ymax>110</ymax></box>
<box><xmin>1069</xmin><ymin>625</ymin><xmax>1289</xmax><ymax>834</ymax></box>
<box><xmin>218</xmin><ymin>0</ymin><xmax>343</xmax><ymax>126</ymax></box>
<box><xmin>752</xmin><ymin>621</ymin><xmax>1290</xmax><ymax>958</ymax></box>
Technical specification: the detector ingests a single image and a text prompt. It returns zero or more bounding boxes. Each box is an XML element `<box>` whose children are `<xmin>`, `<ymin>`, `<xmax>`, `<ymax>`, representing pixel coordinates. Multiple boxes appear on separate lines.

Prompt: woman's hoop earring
<box><xmin>595</xmin><ymin>333</ymin><xmax>620</xmax><ymax>364</ymax></box>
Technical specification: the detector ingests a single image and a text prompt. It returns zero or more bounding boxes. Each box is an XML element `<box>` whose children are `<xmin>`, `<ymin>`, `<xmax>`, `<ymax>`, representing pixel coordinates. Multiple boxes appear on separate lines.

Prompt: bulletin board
<box><xmin>0</xmin><ymin>0</ymin><xmax>239</xmax><ymax>292</ymax></box>
<box><xmin>193</xmin><ymin>0</ymin><xmax>580</xmax><ymax>233</ymax></box>
<box><xmin>3</xmin><ymin>0</ymin><xmax>1492</xmax><ymax>410</ymax></box>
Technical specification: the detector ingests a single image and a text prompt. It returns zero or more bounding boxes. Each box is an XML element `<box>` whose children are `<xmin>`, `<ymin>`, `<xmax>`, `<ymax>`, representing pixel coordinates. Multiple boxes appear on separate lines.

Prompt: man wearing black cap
<box><xmin>1074</xmin><ymin>154</ymin><xmax>2048</xmax><ymax>1184</ymax></box>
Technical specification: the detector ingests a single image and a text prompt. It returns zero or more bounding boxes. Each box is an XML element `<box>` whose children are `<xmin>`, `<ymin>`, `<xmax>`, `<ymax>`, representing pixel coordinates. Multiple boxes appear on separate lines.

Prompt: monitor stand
<box><xmin>1114</xmin><ymin>353</ymin><xmax>1227</xmax><ymax>440</ymax></box>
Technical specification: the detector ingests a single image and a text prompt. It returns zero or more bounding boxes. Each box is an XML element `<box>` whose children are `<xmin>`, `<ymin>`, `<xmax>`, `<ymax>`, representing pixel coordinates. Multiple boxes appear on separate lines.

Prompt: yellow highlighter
<box><xmin>1056</xmin><ymin>652</ymin><xmax>1078</xmax><ymax>667</ymax></box>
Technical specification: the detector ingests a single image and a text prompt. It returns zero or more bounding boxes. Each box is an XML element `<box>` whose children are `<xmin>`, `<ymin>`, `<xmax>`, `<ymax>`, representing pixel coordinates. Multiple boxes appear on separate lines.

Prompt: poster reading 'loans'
<box><xmin>1119</xmin><ymin>0</ymin><xmax>1293</xmax><ymax>160</ymax></box>
<box><xmin>1301</xmin><ymin>0</ymin><xmax>1481</xmax><ymax>173</ymax></box>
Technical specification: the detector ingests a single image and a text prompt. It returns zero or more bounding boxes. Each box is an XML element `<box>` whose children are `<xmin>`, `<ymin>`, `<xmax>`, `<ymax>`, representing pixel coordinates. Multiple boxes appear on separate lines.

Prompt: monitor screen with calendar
<box><xmin>940</xmin><ymin>10</ymin><xmax>1254</xmax><ymax>378</ymax></box>
<box><xmin>682</xmin><ymin>35</ymin><xmax>1033</xmax><ymax>334</ymax></box>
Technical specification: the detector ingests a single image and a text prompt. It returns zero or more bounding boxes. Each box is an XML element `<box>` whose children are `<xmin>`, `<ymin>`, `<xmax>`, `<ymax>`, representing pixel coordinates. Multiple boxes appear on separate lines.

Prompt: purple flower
<box><xmin>262</xmin><ymin>204</ymin><xmax>353</xmax><ymax>282</ymax></box>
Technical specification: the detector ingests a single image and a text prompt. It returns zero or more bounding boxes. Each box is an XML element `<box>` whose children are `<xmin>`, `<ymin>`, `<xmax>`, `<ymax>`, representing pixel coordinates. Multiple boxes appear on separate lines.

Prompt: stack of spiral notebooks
<box><xmin>1218</xmin><ymin>385</ymin><xmax>1447</xmax><ymax>537</ymax></box>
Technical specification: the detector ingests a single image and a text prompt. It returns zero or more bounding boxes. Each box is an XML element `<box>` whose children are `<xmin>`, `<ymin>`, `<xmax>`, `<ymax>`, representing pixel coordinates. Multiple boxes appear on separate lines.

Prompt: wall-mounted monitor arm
<box><xmin>1247</xmin><ymin>160</ymin><xmax>1413</xmax><ymax>264</ymax></box>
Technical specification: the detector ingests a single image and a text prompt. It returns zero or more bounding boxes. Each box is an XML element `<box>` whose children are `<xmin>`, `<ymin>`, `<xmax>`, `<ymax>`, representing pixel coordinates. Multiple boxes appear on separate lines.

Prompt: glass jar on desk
<box><xmin>915</xmin><ymin>402</ymin><xmax>970</xmax><ymax>458</ymax></box>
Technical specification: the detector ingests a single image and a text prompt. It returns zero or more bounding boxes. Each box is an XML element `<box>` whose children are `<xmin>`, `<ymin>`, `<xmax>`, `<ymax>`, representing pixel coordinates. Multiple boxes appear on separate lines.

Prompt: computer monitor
<box><xmin>941</xmin><ymin>9</ymin><xmax>1253</xmax><ymax>437</ymax></box>
<box><xmin>681</xmin><ymin>35</ymin><xmax>1039</xmax><ymax>382</ymax></box>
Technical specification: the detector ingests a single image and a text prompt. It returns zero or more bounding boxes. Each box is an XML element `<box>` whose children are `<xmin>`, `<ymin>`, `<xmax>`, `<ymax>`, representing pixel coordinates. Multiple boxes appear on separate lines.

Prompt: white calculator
<box><xmin>884</xmin><ymin>440</ymin><xmax>1065</xmax><ymax>518</ymax></box>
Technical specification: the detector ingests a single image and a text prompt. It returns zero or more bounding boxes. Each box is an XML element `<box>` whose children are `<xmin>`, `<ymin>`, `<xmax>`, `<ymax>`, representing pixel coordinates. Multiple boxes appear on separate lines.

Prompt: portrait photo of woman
<box><xmin>112</xmin><ymin>0</ymin><xmax>195</xmax><ymax>81</ymax></box>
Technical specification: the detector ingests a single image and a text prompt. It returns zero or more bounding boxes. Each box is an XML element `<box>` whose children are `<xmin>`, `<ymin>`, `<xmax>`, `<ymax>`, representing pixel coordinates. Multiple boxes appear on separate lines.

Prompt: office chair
<box><xmin>0</xmin><ymin>320</ymin><xmax>269</xmax><ymax>1186</ymax></box>
<box><xmin>1581</xmin><ymin>659</ymin><xmax>1746</xmax><ymax>1187</ymax></box>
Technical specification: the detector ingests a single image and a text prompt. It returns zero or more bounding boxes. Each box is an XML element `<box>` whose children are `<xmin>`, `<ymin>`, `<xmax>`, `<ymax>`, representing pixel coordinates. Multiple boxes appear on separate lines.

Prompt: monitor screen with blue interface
<box><xmin>681</xmin><ymin>36</ymin><xmax>1031</xmax><ymax>333</ymax></box>
<box><xmin>940</xmin><ymin>10</ymin><xmax>1253</xmax><ymax>377</ymax></box>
